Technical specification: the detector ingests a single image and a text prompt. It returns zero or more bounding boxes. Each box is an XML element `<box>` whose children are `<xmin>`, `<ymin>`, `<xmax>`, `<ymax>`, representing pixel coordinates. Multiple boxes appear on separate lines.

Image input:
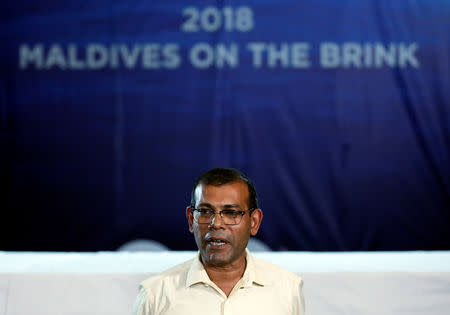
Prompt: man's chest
<box><xmin>157</xmin><ymin>285</ymin><xmax>291</xmax><ymax>315</ymax></box>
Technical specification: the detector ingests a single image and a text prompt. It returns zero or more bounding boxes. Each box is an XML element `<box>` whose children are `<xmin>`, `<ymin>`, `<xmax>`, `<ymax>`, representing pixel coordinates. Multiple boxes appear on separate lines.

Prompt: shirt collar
<box><xmin>185</xmin><ymin>252</ymin><xmax>212</xmax><ymax>287</ymax></box>
<box><xmin>185</xmin><ymin>248</ymin><xmax>266</xmax><ymax>288</ymax></box>
<box><xmin>242</xmin><ymin>248</ymin><xmax>265</xmax><ymax>287</ymax></box>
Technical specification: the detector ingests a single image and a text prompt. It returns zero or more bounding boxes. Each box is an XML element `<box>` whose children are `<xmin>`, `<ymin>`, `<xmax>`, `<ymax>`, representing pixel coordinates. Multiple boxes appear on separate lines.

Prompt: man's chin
<box><xmin>202</xmin><ymin>250</ymin><xmax>232</xmax><ymax>267</ymax></box>
<box><xmin>206</xmin><ymin>255</ymin><xmax>231</xmax><ymax>267</ymax></box>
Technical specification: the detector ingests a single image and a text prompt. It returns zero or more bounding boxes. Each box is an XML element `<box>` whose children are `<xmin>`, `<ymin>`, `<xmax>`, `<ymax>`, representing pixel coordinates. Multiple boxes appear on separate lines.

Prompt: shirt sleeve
<box><xmin>131</xmin><ymin>286</ymin><xmax>152</xmax><ymax>315</ymax></box>
<box><xmin>296</xmin><ymin>279</ymin><xmax>306</xmax><ymax>315</ymax></box>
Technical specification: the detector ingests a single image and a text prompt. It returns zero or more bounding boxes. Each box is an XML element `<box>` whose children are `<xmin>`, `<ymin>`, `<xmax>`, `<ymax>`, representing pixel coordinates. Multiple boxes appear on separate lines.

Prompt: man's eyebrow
<box><xmin>197</xmin><ymin>203</ymin><xmax>241</xmax><ymax>209</ymax></box>
<box><xmin>197</xmin><ymin>202</ymin><xmax>214</xmax><ymax>208</ymax></box>
<box><xmin>222</xmin><ymin>204</ymin><xmax>241</xmax><ymax>209</ymax></box>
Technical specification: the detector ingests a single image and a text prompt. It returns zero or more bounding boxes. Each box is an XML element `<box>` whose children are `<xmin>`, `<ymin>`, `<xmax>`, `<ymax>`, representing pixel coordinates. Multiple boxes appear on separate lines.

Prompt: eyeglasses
<box><xmin>191</xmin><ymin>207</ymin><xmax>254</xmax><ymax>225</ymax></box>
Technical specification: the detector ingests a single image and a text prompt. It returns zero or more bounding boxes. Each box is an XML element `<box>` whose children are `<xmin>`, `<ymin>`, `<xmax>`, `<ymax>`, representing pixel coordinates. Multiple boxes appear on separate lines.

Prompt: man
<box><xmin>132</xmin><ymin>168</ymin><xmax>305</xmax><ymax>315</ymax></box>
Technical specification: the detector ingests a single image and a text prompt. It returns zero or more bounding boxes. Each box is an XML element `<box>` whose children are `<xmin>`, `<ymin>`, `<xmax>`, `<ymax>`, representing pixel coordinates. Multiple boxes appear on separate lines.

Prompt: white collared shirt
<box><xmin>132</xmin><ymin>249</ymin><xmax>305</xmax><ymax>315</ymax></box>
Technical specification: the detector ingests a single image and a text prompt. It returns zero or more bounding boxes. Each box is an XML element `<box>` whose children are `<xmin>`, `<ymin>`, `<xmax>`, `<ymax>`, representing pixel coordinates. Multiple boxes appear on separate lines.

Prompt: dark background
<box><xmin>1</xmin><ymin>0</ymin><xmax>449</xmax><ymax>251</ymax></box>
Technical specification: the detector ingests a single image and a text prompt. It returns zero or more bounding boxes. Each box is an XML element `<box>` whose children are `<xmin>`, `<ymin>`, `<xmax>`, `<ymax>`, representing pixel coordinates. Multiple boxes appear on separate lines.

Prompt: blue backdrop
<box><xmin>1</xmin><ymin>0</ymin><xmax>449</xmax><ymax>251</ymax></box>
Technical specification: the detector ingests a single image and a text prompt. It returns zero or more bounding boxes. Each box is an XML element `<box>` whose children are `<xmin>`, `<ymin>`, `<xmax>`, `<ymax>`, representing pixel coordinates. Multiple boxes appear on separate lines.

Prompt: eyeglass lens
<box><xmin>194</xmin><ymin>209</ymin><xmax>244</xmax><ymax>225</ymax></box>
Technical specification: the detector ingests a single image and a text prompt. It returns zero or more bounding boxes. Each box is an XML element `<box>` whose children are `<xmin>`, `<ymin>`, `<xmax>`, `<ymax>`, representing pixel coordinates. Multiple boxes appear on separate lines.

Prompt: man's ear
<box><xmin>250</xmin><ymin>208</ymin><xmax>263</xmax><ymax>236</ymax></box>
<box><xmin>186</xmin><ymin>206</ymin><xmax>194</xmax><ymax>233</ymax></box>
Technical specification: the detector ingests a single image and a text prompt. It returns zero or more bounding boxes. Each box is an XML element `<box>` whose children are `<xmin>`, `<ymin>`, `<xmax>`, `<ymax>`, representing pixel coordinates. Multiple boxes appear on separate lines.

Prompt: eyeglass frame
<box><xmin>190</xmin><ymin>207</ymin><xmax>255</xmax><ymax>225</ymax></box>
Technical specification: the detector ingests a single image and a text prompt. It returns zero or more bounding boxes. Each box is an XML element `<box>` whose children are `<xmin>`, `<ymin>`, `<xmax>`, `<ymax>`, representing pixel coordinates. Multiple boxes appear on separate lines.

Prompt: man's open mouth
<box><xmin>206</xmin><ymin>237</ymin><xmax>229</xmax><ymax>247</ymax></box>
<box><xmin>208</xmin><ymin>239</ymin><xmax>227</xmax><ymax>246</ymax></box>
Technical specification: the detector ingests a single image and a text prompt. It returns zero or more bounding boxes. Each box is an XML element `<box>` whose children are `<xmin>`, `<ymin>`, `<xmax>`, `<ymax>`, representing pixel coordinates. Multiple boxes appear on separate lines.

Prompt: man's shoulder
<box><xmin>140</xmin><ymin>258</ymin><xmax>194</xmax><ymax>290</ymax></box>
<box><xmin>252</xmin><ymin>254</ymin><xmax>303</xmax><ymax>284</ymax></box>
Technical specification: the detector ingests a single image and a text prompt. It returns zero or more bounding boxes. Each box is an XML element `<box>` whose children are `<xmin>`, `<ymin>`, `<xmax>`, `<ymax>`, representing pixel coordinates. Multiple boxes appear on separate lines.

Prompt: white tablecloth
<box><xmin>1</xmin><ymin>251</ymin><xmax>449</xmax><ymax>315</ymax></box>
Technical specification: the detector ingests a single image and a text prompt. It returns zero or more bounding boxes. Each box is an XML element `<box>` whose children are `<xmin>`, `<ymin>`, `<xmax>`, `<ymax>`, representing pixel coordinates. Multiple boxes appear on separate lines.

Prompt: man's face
<box><xmin>186</xmin><ymin>181</ymin><xmax>262</xmax><ymax>268</ymax></box>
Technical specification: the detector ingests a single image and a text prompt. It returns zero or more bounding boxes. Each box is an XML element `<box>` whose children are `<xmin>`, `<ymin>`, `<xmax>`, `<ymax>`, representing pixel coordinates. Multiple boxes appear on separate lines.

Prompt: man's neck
<box><xmin>202</xmin><ymin>256</ymin><xmax>247</xmax><ymax>297</ymax></box>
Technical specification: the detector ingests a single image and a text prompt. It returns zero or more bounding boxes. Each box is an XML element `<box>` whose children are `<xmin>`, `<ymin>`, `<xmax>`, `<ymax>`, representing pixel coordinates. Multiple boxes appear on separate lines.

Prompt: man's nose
<box><xmin>209</xmin><ymin>212</ymin><xmax>225</xmax><ymax>228</ymax></box>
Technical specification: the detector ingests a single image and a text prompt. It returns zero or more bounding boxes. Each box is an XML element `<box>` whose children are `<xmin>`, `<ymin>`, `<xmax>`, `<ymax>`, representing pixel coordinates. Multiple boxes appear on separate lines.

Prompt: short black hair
<box><xmin>190</xmin><ymin>168</ymin><xmax>258</xmax><ymax>209</ymax></box>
